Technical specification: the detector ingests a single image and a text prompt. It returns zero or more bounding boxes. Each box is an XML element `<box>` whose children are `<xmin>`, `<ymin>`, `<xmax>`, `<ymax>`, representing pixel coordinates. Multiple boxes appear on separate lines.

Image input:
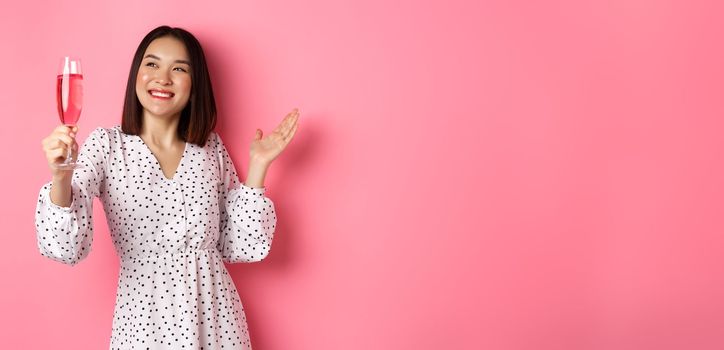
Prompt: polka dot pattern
<box><xmin>34</xmin><ymin>125</ymin><xmax>277</xmax><ymax>349</ymax></box>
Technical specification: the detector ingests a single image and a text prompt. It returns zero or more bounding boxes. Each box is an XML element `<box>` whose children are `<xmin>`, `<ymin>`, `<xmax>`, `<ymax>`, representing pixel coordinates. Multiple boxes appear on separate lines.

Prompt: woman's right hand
<box><xmin>42</xmin><ymin>125</ymin><xmax>79</xmax><ymax>178</ymax></box>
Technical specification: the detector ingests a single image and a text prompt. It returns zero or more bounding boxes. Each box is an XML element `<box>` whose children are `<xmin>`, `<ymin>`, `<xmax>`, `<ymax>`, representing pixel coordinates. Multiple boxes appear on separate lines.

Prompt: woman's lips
<box><xmin>148</xmin><ymin>90</ymin><xmax>175</xmax><ymax>100</ymax></box>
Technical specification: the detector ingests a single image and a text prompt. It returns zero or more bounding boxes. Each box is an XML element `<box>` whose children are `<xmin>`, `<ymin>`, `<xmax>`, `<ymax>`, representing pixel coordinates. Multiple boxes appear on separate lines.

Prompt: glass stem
<box><xmin>64</xmin><ymin>140</ymin><xmax>74</xmax><ymax>165</ymax></box>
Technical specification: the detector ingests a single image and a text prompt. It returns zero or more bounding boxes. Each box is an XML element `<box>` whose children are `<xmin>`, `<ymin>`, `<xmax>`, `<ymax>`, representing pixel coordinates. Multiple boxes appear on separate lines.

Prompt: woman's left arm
<box><xmin>216</xmin><ymin>108</ymin><xmax>299</xmax><ymax>263</ymax></box>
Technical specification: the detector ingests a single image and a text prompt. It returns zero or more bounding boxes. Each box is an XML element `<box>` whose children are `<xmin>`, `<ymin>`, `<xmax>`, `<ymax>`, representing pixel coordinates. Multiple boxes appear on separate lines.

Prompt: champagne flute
<box><xmin>53</xmin><ymin>56</ymin><xmax>85</xmax><ymax>170</ymax></box>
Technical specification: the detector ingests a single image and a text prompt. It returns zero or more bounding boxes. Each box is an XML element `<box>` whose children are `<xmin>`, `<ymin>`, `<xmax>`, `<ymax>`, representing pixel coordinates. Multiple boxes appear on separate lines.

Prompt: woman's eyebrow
<box><xmin>143</xmin><ymin>54</ymin><xmax>191</xmax><ymax>65</ymax></box>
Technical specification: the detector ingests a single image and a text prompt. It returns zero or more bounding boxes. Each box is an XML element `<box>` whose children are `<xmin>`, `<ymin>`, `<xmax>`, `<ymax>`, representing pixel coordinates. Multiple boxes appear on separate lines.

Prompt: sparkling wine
<box><xmin>57</xmin><ymin>73</ymin><xmax>83</xmax><ymax>125</ymax></box>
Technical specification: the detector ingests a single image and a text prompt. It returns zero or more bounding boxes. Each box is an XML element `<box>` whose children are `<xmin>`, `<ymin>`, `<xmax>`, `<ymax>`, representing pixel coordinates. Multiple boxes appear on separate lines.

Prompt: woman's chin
<box><xmin>142</xmin><ymin>108</ymin><xmax>181</xmax><ymax>120</ymax></box>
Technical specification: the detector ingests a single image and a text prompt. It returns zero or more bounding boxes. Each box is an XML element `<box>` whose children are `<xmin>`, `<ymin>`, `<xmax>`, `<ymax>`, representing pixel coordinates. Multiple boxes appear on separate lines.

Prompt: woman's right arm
<box><xmin>36</xmin><ymin>125</ymin><xmax>109</xmax><ymax>266</ymax></box>
<box><xmin>49</xmin><ymin>173</ymin><xmax>73</xmax><ymax>207</ymax></box>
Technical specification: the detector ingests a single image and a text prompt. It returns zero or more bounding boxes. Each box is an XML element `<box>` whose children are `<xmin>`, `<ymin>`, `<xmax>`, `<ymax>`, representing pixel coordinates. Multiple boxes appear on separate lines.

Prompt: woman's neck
<box><xmin>140</xmin><ymin>113</ymin><xmax>182</xmax><ymax>148</ymax></box>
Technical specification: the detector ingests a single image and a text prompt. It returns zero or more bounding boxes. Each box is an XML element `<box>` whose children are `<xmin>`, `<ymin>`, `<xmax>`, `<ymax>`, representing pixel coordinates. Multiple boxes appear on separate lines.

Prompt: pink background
<box><xmin>2</xmin><ymin>0</ymin><xmax>724</xmax><ymax>349</ymax></box>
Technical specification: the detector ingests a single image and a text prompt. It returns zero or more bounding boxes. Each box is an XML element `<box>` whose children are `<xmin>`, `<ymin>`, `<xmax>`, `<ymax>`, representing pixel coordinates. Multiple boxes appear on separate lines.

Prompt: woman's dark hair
<box><xmin>121</xmin><ymin>25</ymin><xmax>216</xmax><ymax>147</ymax></box>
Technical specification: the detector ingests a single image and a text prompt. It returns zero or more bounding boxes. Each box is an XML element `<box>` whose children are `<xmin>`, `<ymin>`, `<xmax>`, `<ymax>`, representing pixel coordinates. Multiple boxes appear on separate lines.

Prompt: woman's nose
<box><xmin>153</xmin><ymin>70</ymin><xmax>172</xmax><ymax>85</ymax></box>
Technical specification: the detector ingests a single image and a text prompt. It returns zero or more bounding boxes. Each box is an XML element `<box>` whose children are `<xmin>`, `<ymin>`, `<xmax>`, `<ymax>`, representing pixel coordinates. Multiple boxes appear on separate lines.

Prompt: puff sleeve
<box><xmin>214</xmin><ymin>132</ymin><xmax>277</xmax><ymax>263</ymax></box>
<box><xmin>34</xmin><ymin>127</ymin><xmax>109</xmax><ymax>266</ymax></box>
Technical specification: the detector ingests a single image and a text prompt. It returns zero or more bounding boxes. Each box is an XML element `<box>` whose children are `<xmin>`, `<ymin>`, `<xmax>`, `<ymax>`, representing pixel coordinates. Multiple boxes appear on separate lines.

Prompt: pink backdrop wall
<box><xmin>2</xmin><ymin>0</ymin><xmax>724</xmax><ymax>349</ymax></box>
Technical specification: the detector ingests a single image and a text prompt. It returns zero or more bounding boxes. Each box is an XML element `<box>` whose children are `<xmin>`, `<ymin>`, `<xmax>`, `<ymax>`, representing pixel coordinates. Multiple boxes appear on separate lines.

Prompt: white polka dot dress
<box><xmin>34</xmin><ymin>125</ymin><xmax>277</xmax><ymax>349</ymax></box>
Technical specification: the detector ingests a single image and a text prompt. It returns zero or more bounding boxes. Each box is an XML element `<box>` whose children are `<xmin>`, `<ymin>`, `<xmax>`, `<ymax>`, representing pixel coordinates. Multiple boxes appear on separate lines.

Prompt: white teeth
<box><xmin>150</xmin><ymin>91</ymin><xmax>173</xmax><ymax>98</ymax></box>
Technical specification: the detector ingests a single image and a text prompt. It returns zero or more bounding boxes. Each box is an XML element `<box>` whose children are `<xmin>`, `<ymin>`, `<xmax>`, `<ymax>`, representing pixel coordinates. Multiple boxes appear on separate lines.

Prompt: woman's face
<box><xmin>135</xmin><ymin>36</ymin><xmax>192</xmax><ymax>120</ymax></box>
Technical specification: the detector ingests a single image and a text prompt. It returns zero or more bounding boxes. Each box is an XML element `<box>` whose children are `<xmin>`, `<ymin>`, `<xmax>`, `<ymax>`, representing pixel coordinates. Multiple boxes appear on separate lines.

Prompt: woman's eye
<box><xmin>144</xmin><ymin>62</ymin><xmax>186</xmax><ymax>72</ymax></box>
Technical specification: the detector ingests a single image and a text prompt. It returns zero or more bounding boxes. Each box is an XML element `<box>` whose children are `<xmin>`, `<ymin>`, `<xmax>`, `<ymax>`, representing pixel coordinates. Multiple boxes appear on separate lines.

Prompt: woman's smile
<box><xmin>148</xmin><ymin>88</ymin><xmax>175</xmax><ymax>100</ymax></box>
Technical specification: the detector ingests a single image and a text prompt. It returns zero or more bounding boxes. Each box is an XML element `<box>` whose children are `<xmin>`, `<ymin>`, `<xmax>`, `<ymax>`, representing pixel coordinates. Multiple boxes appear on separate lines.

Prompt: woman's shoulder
<box><xmin>105</xmin><ymin>124</ymin><xmax>146</xmax><ymax>143</ymax></box>
<box><xmin>79</xmin><ymin>125</ymin><xmax>128</xmax><ymax>153</ymax></box>
<box><xmin>208</xmin><ymin>129</ymin><xmax>219</xmax><ymax>141</ymax></box>
<box><xmin>88</xmin><ymin>124</ymin><xmax>122</xmax><ymax>138</ymax></box>
<box><xmin>94</xmin><ymin>125</ymin><xmax>124</xmax><ymax>144</ymax></box>
<box><xmin>208</xmin><ymin>130</ymin><xmax>226</xmax><ymax>149</ymax></box>
<box><xmin>80</xmin><ymin>125</ymin><xmax>116</xmax><ymax>145</ymax></box>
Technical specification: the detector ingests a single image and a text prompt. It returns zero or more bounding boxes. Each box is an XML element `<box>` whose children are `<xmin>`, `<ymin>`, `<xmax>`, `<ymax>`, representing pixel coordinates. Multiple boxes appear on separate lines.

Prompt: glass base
<box><xmin>52</xmin><ymin>161</ymin><xmax>85</xmax><ymax>170</ymax></box>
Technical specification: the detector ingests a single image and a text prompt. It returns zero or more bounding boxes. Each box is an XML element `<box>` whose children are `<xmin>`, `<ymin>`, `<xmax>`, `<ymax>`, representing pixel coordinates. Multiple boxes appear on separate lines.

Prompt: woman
<box><xmin>36</xmin><ymin>25</ymin><xmax>299</xmax><ymax>349</ymax></box>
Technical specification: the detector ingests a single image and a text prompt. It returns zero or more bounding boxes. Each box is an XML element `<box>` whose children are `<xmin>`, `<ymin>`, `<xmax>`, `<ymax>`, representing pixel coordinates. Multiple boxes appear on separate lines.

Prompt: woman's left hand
<box><xmin>249</xmin><ymin>108</ymin><xmax>300</xmax><ymax>166</ymax></box>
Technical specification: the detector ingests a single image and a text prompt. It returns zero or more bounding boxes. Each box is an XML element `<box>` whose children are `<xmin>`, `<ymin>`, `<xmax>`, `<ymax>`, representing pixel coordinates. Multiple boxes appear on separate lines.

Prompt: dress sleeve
<box><xmin>214</xmin><ymin>132</ymin><xmax>277</xmax><ymax>263</ymax></box>
<box><xmin>34</xmin><ymin>127</ymin><xmax>109</xmax><ymax>266</ymax></box>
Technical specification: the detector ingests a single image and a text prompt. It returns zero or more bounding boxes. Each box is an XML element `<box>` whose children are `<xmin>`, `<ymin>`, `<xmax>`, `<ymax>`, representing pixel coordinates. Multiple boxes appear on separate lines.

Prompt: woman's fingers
<box><xmin>46</xmin><ymin>125</ymin><xmax>76</xmax><ymax>149</ymax></box>
<box><xmin>44</xmin><ymin>124</ymin><xmax>78</xmax><ymax>168</ymax></box>
<box><xmin>283</xmin><ymin>118</ymin><xmax>298</xmax><ymax>143</ymax></box>
<box><xmin>279</xmin><ymin>110</ymin><xmax>299</xmax><ymax>137</ymax></box>
<box><xmin>280</xmin><ymin>110</ymin><xmax>299</xmax><ymax>139</ymax></box>
<box><xmin>53</xmin><ymin>147</ymin><xmax>67</xmax><ymax>160</ymax></box>
<box><xmin>54</xmin><ymin>124</ymin><xmax>77</xmax><ymax>136</ymax></box>
<box><xmin>46</xmin><ymin>137</ymin><xmax>74</xmax><ymax>154</ymax></box>
<box><xmin>273</xmin><ymin>108</ymin><xmax>299</xmax><ymax>135</ymax></box>
<box><xmin>47</xmin><ymin>143</ymin><xmax>69</xmax><ymax>163</ymax></box>
<box><xmin>54</xmin><ymin>133</ymin><xmax>76</xmax><ymax>150</ymax></box>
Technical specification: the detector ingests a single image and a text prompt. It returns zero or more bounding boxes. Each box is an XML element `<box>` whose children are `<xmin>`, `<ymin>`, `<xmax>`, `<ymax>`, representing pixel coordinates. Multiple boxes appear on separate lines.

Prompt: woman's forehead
<box><xmin>144</xmin><ymin>37</ymin><xmax>189</xmax><ymax>61</ymax></box>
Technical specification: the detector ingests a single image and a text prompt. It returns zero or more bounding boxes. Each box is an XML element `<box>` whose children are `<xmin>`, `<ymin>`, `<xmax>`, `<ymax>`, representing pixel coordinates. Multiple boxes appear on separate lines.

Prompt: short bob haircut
<box><xmin>121</xmin><ymin>25</ymin><xmax>217</xmax><ymax>147</ymax></box>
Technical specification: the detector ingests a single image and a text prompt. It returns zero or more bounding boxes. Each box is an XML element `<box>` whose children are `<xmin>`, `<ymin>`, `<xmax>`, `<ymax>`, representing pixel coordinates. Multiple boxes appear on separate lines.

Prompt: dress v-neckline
<box><xmin>136</xmin><ymin>134</ymin><xmax>188</xmax><ymax>182</ymax></box>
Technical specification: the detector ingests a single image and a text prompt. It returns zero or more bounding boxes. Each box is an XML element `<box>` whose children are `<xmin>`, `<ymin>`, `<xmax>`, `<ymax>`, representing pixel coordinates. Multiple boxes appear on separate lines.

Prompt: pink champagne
<box><xmin>56</xmin><ymin>73</ymin><xmax>83</xmax><ymax>125</ymax></box>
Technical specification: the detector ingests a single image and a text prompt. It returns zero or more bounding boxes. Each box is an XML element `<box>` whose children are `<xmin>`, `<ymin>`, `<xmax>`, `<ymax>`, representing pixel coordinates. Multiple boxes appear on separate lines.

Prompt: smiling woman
<box><xmin>34</xmin><ymin>24</ymin><xmax>300</xmax><ymax>350</ymax></box>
